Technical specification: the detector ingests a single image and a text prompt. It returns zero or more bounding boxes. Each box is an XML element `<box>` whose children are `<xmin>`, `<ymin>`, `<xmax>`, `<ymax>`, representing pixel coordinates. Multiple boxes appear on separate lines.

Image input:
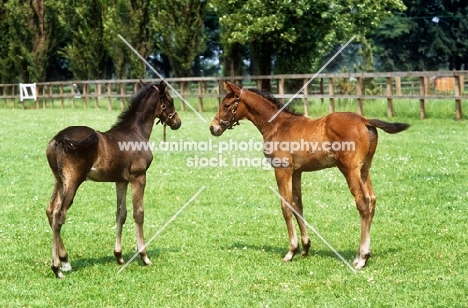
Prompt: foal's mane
<box><xmin>111</xmin><ymin>84</ymin><xmax>154</xmax><ymax>128</ymax></box>
<box><xmin>247</xmin><ymin>88</ymin><xmax>302</xmax><ymax>116</ymax></box>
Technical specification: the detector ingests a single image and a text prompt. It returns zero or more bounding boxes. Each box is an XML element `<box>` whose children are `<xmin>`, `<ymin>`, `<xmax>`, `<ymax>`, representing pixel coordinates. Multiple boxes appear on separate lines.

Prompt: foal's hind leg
<box><xmin>46</xmin><ymin>184</ymin><xmax>69</xmax><ymax>272</ymax></box>
<box><xmin>351</xmin><ymin>126</ymin><xmax>378</xmax><ymax>268</ymax></box>
<box><xmin>114</xmin><ymin>181</ymin><xmax>128</xmax><ymax>264</ymax></box>
<box><xmin>46</xmin><ymin>180</ymin><xmax>81</xmax><ymax>278</ymax></box>
<box><xmin>353</xmin><ymin>169</ymin><xmax>376</xmax><ymax>268</ymax></box>
<box><xmin>292</xmin><ymin>172</ymin><xmax>311</xmax><ymax>257</ymax></box>
<box><xmin>340</xmin><ymin>166</ymin><xmax>373</xmax><ymax>269</ymax></box>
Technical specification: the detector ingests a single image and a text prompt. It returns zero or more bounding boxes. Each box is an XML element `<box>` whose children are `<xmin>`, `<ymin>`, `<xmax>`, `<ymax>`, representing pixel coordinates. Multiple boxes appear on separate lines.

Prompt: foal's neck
<box><xmin>134</xmin><ymin>112</ymin><xmax>157</xmax><ymax>140</ymax></box>
<box><xmin>111</xmin><ymin>109</ymin><xmax>157</xmax><ymax>141</ymax></box>
<box><xmin>243</xmin><ymin>94</ymin><xmax>295</xmax><ymax>139</ymax></box>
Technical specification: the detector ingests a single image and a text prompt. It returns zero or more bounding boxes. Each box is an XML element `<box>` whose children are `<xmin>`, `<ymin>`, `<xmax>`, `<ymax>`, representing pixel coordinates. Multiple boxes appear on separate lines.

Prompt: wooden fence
<box><xmin>1</xmin><ymin>71</ymin><xmax>467</xmax><ymax>120</ymax></box>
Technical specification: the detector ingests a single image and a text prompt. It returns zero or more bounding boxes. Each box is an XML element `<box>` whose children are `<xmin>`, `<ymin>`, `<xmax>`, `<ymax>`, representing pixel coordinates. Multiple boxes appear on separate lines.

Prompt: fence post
<box><xmin>454</xmin><ymin>75</ymin><xmax>463</xmax><ymax>121</ymax></box>
<box><xmin>13</xmin><ymin>85</ymin><xmax>16</xmax><ymax>109</ymax></box>
<box><xmin>107</xmin><ymin>83</ymin><xmax>112</xmax><ymax>111</ymax></box>
<box><xmin>356</xmin><ymin>77</ymin><xmax>363</xmax><ymax>115</ymax></box>
<box><xmin>198</xmin><ymin>80</ymin><xmax>204</xmax><ymax>112</ymax></box>
<box><xmin>217</xmin><ymin>80</ymin><xmax>222</xmax><ymax>105</ymax></box>
<box><xmin>419</xmin><ymin>77</ymin><xmax>426</xmax><ymax>120</ymax></box>
<box><xmin>59</xmin><ymin>84</ymin><xmax>64</xmax><ymax>108</ymax></box>
<box><xmin>329</xmin><ymin>77</ymin><xmax>335</xmax><ymax>113</ymax></box>
<box><xmin>425</xmin><ymin>76</ymin><xmax>431</xmax><ymax>95</ymax></box>
<box><xmin>120</xmin><ymin>83</ymin><xmax>125</xmax><ymax>110</ymax></box>
<box><xmin>48</xmin><ymin>84</ymin><xmax>54</xmax><ymax>108</ymax></box>
<box><xmin>256</xmin><ymin>79</ymin><xmax>262</xmax><ymax>90</ymax></box>
<box><xmin>278</xmin><ymin>78</ymin><xmax>285</xmax><ymax>104</ymax></box>
<box><xmin>3</xmin><ymin>85</ymin><xmax>6</xmax><ymax>107</ymax></box>
<box><xmin>320</xmin><ymin>78</ymin><xmax>324</xmax><ymax>104</ymax></box>
<box><xmin>95</xmin><ymin>83</ymin><xmax>100</xmax><ymax>109</ymax></box>
<box><xmin>180</xmin><ymin>81</ymin><xmax>186</xmax><ymax>111</ymax></box>
<box><xmin>83</xmin><ymin>84</ymin><xmax>88</xmax><ymax>108</ymax></box>
<box><xmin>71</xmin><ymin>84</ymin><xmax>75</xmax><ymax>108</ymax></box>
<box><xmin>386</xmin><ymin>77</ymin><xmax>394</xmax><ymax>117</ymax></box>
<box><xmin>303</xmin><ymin>78</ymin><xmax>309</xmax><ymax>117</ymax></box>
<box><xmin>39</xmin><ymin>84</ymin><xmax>43</xmax><ymax>109</ymax></box>
<box><xmin>395</xmin><ymin>76</ymin><xmax>402</xmax><ymax>95</ymax></box>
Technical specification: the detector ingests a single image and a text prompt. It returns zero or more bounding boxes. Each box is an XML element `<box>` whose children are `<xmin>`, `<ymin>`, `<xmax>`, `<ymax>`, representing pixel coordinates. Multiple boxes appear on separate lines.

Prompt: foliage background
<box><xmin>1</xmin><ymin>0</ymin><xmax>467</xmax><ymax>85</ymax></box>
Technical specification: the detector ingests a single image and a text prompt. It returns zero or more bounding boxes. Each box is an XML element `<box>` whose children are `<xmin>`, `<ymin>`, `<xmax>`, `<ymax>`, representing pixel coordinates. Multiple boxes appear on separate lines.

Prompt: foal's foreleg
<box><xmin>130</xmin><ymin>176</ymin><xmax>152</xmax><ymax>266</ymax></box>
<box><xmin>114</xmin><ymin>181</ymin><xmax>129</xmax><ymax>265</ymax></box>
<box><xmin>275</xmin><ymin>168</ymin><xmax>299</xmax><ymax>262</ymax></box>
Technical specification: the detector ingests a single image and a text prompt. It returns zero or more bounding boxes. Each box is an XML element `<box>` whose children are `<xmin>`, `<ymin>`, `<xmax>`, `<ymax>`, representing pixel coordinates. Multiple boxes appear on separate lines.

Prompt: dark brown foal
<box><xmin>210</xmin><ymin>82</ymin><xmax>409</xmax><ymax>269</ymax></box>
<box><xmin>46</xmin><ymin>81</ymin><xmax>181</xmax><ymax>278</ymax></box>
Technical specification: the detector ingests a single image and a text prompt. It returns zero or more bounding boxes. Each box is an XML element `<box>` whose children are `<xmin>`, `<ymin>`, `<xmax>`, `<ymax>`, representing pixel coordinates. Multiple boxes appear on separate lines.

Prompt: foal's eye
<box><xmin>223</xmin><ymin>104</ymin><xmax>230</xmax><ymax>110</ymax></box>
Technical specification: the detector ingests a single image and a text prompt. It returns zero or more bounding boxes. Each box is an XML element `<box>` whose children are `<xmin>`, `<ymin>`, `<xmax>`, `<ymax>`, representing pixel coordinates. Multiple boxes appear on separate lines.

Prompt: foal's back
<box><xmin>274</xmin><ymin>112</ymin><xmax>376</xmax><ymax>172</ymax></box>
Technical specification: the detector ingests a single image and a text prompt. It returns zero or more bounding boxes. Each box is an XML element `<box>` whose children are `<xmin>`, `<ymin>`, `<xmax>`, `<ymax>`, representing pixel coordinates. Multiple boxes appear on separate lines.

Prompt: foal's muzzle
<box><xmin>209</xmin><ymin>119</ymin><xmax>224</xmax><ymax>136</ymax></box>
<box><xmin>167</xmin><ymin>113</ymin><xmax>182</xmax><ymax>130</ymax></box>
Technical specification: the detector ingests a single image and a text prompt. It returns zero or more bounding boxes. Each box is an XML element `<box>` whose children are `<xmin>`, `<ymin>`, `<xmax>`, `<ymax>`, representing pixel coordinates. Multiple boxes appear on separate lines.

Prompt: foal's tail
<box><xmin>52</xmin><ymin>126</ymin><xmax>99</xmax><ymax>153</ymax></box>
<box><xmin>57</xmin><ymin>133</ymin><xmax>99</xmax><ymax>153</ymax></box>
<box><xmin>365</xmin><ymin>119</ymin><xmax>410</xmax><ymax>134</ymax></box>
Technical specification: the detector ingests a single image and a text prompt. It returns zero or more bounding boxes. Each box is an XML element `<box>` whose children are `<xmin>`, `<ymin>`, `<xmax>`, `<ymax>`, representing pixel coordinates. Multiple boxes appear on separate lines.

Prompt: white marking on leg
<box><xmin>61</xmin><ymin>262</ymin><xmax>72</xmax><ymax>272</ymax></box>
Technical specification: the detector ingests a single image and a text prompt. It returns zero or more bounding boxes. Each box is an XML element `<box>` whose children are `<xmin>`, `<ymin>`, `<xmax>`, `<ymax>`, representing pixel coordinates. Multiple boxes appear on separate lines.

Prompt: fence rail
<box><xmin>1</xmin><ymin>71</ymin><xmax>467</xmax><ymax>120</ymax></box>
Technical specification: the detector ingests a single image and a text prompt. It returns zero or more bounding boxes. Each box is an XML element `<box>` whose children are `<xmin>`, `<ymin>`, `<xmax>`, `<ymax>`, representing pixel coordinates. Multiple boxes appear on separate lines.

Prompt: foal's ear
<box><xmin>223</xmin><ymin>82</ymin><xmax>240</xmax><ymax>94</ymax></box>
<box><xmin>159</xmin><ymin>80</ymin><xmax>167</xmax><ymax>93</ymax></box>
<box><xmin>139</xmin><ymin>80</ymin><xmax>148</xmax><ymax>87</ymax></box>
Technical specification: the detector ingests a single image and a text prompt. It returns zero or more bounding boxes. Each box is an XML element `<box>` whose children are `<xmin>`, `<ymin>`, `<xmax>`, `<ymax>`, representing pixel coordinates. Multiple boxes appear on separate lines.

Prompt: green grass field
<box><xmin>0</xmin><ymin>98</ymin><xmax>467</xmax><ymax>307</ymax></box>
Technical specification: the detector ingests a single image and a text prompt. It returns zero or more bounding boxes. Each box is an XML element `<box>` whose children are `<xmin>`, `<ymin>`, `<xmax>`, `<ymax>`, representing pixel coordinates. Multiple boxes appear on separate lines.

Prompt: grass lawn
<box><xmin>0</xmin><ymin>97</ymin><xmax>467</xmax><ymax>307</ymax></box>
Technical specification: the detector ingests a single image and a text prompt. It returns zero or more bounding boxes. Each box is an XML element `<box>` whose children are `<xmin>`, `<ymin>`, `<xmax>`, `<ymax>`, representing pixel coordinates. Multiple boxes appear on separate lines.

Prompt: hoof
<box><xmin>141</xmin><ymin>256</ymin><xmax>152</xmax><ymax>266</ymax></box>
<box><xmin>301</xmin><ymin>239</ymin><xmax>311</xmax><ymax>257</ymax></box>
<box><xmin>52</xmin><ymin>266</ymin><xmax>65</xmax><ymax>279</ymax></box>
<box><xmin>353</xmin><ymin>254</ymin><xmax>370</xmax><ymax>269</ymax></box>
<box><xmin>114</xmin><ymin>251</ymin><xmax>125</xmax><ymax>265</ymax></box>
<box><xmin>282</xmin><ymin>252</ymin><xmax>295</xmax><ymax>262</ymax></box>
<box><xmin>61</xmin><ymin>262</ymin><xmax>72</xmax><ymax>272</ymax></box>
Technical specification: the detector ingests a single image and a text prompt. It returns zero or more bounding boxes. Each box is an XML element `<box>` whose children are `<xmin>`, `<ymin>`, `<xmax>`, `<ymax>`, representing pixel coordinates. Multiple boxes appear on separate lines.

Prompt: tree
<box><xmin>155</xmin><ymin>0</ymin><xmax>207</xmax><ymax>77</ymax></box>
<box><xmin>212</xmin><ymin>0</ymin><xmax>406</xmax><ymax>91</ymax></box>
<box><xmin>192</xmin><ymin>8</ymin><xmax>222</xmax><ymax>77</ymax></box>
<box><xmin>0</xmin><ymin>1</ymin><xmax>13</xmax><ymax>83</ymax></box>
<box><xmin>103</xmin><ymin>0</ymin><xmax>158</xmax><ymax>79</ymax></box>
<box><xmin>354</xmin><ymin>38</ymin><xmax>379</xmax><ymax>95</ymax></box>
<box><xmin>0</xmin><ymin>0</ymin><xmax>62</xmax><ymax>83</ymax></box>
<box><xmin>59</xmin><ymin>0</ymin><xmax>109</xmax><ymax>80</ymax></box>
<box><xmin>372</xmin><ymin>0</ymin><xmax>468</xmax><ymax>71</ymax></box>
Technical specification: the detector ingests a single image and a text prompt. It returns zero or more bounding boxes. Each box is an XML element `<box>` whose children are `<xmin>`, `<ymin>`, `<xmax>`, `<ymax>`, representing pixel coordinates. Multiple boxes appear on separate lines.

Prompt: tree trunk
<box><xmin>249</xmin><ymin>41</ymin><xmax>272</xmax><ymax>91</ymax></box>
<box><xmin>223</xmin><ymin>43</ymin><xmax>244</xmax><ymax>79</ymax></box>
<box><xmin>30</xmin><ymin>0</ymin><xmax>47</xmax><ymax>81</ymax></box>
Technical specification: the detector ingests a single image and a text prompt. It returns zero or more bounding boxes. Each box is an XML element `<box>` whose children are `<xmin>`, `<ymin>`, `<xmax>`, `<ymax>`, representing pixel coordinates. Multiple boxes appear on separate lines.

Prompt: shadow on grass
<box><xmin>226</xmin><ymin>242</ymin><xmax>285</xmax><ymax>256</ymax></box>
<box><xmin>70</xmin><ymin>247</ymin><xmax>171</xmax><ymax>272</ymax></box>
<box><xmin>225</xmin><ymin>241</ymin><xmax>398</xmax><ymax>263</ymax></box>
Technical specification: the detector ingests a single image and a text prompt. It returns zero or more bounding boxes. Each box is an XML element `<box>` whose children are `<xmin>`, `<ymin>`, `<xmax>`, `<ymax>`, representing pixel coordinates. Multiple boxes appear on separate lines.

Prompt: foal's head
<box><xmin>210</xmin><ymin>82</ymin><xmax>246</xmax><ymax>136</ymax></box>
<box><xmin>152</xmin><ymin>81</ymin><xmax>181</xmax><ymax>130</ymax></box>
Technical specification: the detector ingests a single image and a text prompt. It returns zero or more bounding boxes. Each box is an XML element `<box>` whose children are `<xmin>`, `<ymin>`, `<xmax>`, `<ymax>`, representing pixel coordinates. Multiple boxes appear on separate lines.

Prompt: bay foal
<box><xmin>46</xmin><ymin>81</ymin><xmax>181</xmax><ymax>278</ymax></box>
<box><xmin>210</xmin><ymin>82</ymin><xmax>409</xmax><ymax>269</ymax></box>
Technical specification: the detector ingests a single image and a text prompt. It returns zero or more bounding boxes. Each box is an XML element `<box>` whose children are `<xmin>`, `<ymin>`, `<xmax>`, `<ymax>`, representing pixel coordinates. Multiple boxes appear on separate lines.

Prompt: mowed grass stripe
<box><xmin>0</xmin><ymin>101</ymin><xmax>467</xmax><ymax>307</ymax></box>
